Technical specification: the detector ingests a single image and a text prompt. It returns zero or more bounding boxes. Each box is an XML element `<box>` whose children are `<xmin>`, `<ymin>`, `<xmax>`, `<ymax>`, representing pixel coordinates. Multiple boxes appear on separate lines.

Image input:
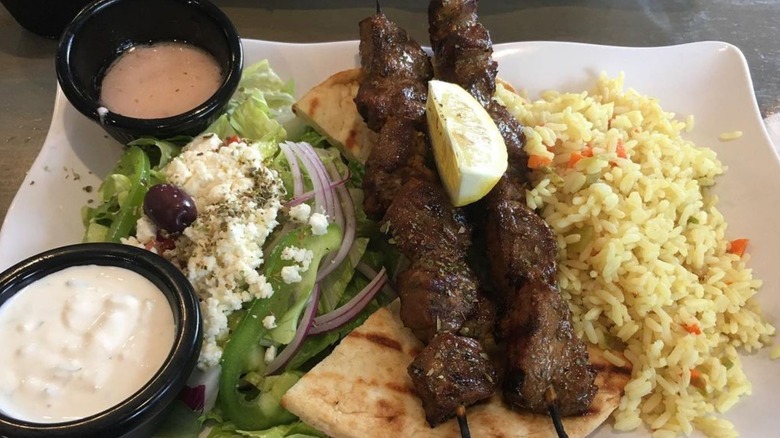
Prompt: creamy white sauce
<box><xmin>0</xmin><ymin>265</ymin><xmax>175</xmax><ymax>423</ymax></box>
<box><xmin>100</xmin><ymin>42</ymin><xmax>222</xmax><ymax>119</ymax></box>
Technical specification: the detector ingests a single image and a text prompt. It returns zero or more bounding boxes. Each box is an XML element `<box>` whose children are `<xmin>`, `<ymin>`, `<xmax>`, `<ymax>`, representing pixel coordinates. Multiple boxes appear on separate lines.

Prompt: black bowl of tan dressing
<box><xmin>0</xmin><ymin>243</ymin><xmax>202</xmax><ymax>438</ymax></box>
<box><xmin>55</xmin><ymin>0</ymin><xmax>243</xmax><ymax>145</ymax></box>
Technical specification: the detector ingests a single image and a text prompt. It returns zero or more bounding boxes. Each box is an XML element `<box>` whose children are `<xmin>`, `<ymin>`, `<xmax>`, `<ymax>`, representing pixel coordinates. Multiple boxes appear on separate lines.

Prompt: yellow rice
<box><xmin>719</xmin><ymin>130</ymin><xmax>744</xmax><ymax>142</ymax></box>
<box><xmin>495</xmin><ymin>73</ymin><xmax>775</xmax><ymax>437</ymax></box>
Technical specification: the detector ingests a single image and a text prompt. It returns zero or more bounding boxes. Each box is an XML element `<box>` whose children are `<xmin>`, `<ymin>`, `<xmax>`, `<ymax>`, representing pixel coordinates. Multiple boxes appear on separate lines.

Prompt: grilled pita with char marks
<box><xmin>292</xmin><ymin>69</ymin><xmax>377</xmax><ymax>164</ymax></box>
<box><xmin>281</xmin><ymin>301</ymin><xmax>630</xmax><ymax>438</ymax></box>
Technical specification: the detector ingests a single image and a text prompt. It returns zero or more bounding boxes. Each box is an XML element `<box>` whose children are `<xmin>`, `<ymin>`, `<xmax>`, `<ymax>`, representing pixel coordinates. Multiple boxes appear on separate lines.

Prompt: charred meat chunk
<box><xmin>484</xmin><ymin>198</ymin><xmax>558</xmax><ymax>296</ymax></box>
<box><xmin>362</xmin><ymin>118</ymin><xmax>437</xmax><ymax>220</ymax></box>
<box><xmin>383</xmin><ymin>179</ymin><xmax>478</xmax><ymax>342</ymax></box>
<box><xmin>500</xmin><ymin>281</ymin><xmax>598</xmax><ymax>415</ymax></box>
<box><xmin>408</xmin><ymin>332</ymin><xmax>497</xmax><ymax>426</ymax></box>
<box><xmin>485</xmin><ymin>99</ymin><xmax>529</xmax><ymax>181</ymax></box>
<box><xmin>382</xmin><ymin>178</ymin><xmax>472</xmax><ymax>258</ymax></box>
<box><xmin>355</xmin><ymin>13</ymin><xmax>433</xmax><ymax>130</ymax></box>
<box><xmin>396</xmin><ymin>256</ymin><xmax>478</xmax><ymax>343</ymax></box>
<box><xmin>428</xmin><ymin>0</ymin><xmax>497</xmax><ymax>106</ymax></box>
<box><xmin>458</xmin><ymin>292</ymin><xmax>496</xmax><ymax>342</ymax></box>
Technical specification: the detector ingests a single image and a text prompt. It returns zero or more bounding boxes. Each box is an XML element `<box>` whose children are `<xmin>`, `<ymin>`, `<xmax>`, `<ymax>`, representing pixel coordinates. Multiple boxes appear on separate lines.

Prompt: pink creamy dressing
<box><xmin>100</xmin><ymin>42</ymin><xmax>222</xmax><ymax>119</ymax></box>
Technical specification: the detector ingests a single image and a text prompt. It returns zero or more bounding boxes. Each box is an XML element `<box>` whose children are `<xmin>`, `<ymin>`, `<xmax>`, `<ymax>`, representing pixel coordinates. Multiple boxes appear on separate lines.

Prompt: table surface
<box><xmin>1</xmin><ymin>0</ymin><xmax>779</xmax><ymax>233</ymax></box>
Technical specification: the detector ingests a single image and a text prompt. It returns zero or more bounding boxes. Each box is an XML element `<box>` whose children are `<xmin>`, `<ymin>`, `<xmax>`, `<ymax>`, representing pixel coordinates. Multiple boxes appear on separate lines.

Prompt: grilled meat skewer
<box><xmin>356</xmin><ymin>10</ymin><xmax>497</xmax><ymax>428</ymax></box>
<box><xmin>428</xmin><ymin>0</ymin><xmax>597</xmax><ymax>419</ymax></box>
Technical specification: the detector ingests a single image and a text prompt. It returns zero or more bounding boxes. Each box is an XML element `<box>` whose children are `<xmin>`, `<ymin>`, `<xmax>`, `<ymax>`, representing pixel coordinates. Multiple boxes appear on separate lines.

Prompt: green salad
<box><xmin>83</xmin><ymin>60</ymin><xmax>398</xmax><ymax>437</ymax></box>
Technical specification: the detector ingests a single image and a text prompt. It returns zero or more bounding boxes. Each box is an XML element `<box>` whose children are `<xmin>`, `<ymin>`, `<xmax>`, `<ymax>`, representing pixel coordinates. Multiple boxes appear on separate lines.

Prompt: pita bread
<box><xmin>293</xmin><ymin>70</ymin><xmax>518</xmax><ymax>165</ymax></box>
<box><xmin>282</xmin><ymin>301</ymin><xmax>631</xmax><ymax>438</ymax></box>
<box><xmin>292</xmin><ymin>69</ymin><xmax>378</xmax><ymax>164</ymax></box>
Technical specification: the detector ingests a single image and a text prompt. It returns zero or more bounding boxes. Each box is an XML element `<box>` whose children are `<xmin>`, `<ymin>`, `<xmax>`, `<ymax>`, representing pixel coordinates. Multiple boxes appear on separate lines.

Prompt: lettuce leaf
<box><xmin>205</xmin><ymin>60</ymin><xmax>295</xmax><ymax>157</ymax></box>
<box><xmin>81</xmin><ymin>146</ymin><xmax>151</xmax><ymax>242</ymax></box>
<box><xmin>206</xmin><ymin>420</ymin><xmax>325</xmax><ymax>438</ymax></box>
<box><xmin>151</xmin><ymin>400</ymin><xmax>202</xmax><ymax>438</ymax></box>
<box><xmin>318</xmin><ymin>237</ymin><xmax>369</xmax><ymax>313</ymax></box>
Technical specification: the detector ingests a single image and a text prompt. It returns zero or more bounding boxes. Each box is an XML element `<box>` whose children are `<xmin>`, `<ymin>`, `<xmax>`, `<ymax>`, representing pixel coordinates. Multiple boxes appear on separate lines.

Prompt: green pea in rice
<box><xmin>496</xmin><ymin>73</ymin><xmax>775</xmax><ymax>438</ymax></box>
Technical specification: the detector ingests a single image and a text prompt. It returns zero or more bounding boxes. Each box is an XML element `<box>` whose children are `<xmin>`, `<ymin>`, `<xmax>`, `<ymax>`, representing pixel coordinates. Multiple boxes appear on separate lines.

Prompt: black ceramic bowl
<box><xmin>55</xmin><ymin>0</ymin><xmax>243</xmax><ymax>145</ymax></box>
<box><xmin>0</xmin><ymin>243</ymin><xmax>202</xmax><ymax>438</ymax></box>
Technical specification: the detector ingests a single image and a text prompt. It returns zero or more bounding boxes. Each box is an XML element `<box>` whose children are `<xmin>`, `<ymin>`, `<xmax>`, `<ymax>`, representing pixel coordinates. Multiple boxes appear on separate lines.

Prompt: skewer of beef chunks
<box><xmin>428</xmin><ymin>0</ymin><xmax>598</xmax><ymax>436</ymax></box>
<box><xmin>355</xmin><ymin>9</ymin><xmax>497</xmax><ymax>436</ymax></box>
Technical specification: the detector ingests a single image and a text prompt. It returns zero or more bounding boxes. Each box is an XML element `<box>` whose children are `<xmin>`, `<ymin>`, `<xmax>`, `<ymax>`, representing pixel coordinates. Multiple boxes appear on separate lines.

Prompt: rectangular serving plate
<box><xmin>1</xmin><ymin>39</ymin><xmax>778</xmax><ymax>436</ymax></box>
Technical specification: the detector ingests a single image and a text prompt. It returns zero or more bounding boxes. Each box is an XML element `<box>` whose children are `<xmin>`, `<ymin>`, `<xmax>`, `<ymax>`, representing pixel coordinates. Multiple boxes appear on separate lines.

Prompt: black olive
<box><xmin>143</xmin><ymin>183</ymin><xmax>198</xmax><ymax>234</ymax></box>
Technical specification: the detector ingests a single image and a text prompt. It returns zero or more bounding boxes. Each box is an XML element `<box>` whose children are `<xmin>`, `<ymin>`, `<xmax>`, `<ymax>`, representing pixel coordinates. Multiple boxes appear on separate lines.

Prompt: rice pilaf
<box><xmin>495</xmin><ymin>74</ymin><xmax>775</xmax><ymax>438</ymax></box>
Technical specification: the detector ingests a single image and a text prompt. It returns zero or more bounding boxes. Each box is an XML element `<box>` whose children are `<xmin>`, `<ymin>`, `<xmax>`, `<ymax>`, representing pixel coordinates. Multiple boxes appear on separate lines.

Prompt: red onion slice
<box><xmin>288</xmin><ymin>142</ymin><xmax>331</xmax><ymax>215</ymax></box>
<box><xmin>279</xmin><ymin>142</ymin><xmax>303</xmax><ymax>197</ymax></box>
<box><xmin>286</xmin><ymin>171</ymin><xmax>350</xmax><ymax>208</ymax></box>
<box><xmin>316</xmin><ymin>159</ymin><xmax>357</xmax><ymax>281</ymax></box>
<box><xmin>309</xmin><ymin>267</ymin><xmax>387</xmax><ymax>335</ymax></box>
<box><xmin>180</xmin><ymin>364</ymin><xmax>221</xmax><ymax>413</ymax></box>
<box><xmin>298</xmin><ymin>143</ymin><xmax>338</xmax><ymax>220</ymax></box>
<box><xmin>265</xmin><ymin>284</ymin><xmax>320</xmax><ymax>375</ymax></box>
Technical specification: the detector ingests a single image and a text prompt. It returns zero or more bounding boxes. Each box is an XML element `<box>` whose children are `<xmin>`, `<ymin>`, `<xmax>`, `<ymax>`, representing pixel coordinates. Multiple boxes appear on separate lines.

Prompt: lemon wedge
<box><xmin>426</xmin><ymin>80</ymin><xmax>508</xmax><ymax>207</ymax></box>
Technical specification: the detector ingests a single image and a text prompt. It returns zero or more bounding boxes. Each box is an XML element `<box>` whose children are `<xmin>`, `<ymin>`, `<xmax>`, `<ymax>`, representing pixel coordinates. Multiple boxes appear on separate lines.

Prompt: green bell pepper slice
<box><xmin>217</xmin><ymin>224</ymin><xmax>341</xmax><ymax>430</ymax></box>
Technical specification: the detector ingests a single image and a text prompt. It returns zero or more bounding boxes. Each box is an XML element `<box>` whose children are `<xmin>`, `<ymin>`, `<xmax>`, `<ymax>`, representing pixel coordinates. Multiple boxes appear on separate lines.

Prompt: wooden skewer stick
<box><xmin>455</xmin><ymin>404</ymin><xmax>471</xmax><ymax>438</ymax></box>
<box><xmin>545</xmin><ymin>387</ymin><xmax>569</xmax><ymax>438</ymax></box>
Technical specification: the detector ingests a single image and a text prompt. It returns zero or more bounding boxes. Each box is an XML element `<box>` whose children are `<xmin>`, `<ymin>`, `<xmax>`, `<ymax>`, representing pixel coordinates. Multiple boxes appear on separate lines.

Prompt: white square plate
<box><xmin>1</xmin><ymin>39</ymin><xmax>778</xmax><ymax>436</ymax></box>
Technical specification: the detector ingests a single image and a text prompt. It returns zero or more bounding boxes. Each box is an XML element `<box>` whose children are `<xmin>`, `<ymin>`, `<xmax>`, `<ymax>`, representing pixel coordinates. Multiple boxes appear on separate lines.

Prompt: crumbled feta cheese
<box><xmin>309</xmin><ymin>212</ymin><xmax>329</xmax><ymax>235</ymax></box>
<box><xmin>199</xmin><ymin>339</ymin><xmax>223</xmax><ymax>370</ymax></box>
<box><xmin>264</xmin><ymin>345</ymin><xmax>277</xmax><ymax>364</ymax></box>
<box><xmin>120</xmin><ymin>236</ymin><xmax>152</xmax><ymax>252</ymax></box>
<box><xmin>135</xmin><ymin>217</ymin><xmax>157</xmax><ymax>243</ymax></box>
<box><xmin>281</xmin><ymin>265</ymin><xmax>303</xmax><ymax>284</ymax></box>
<box><xmin>153</xmin><ymin>134</ymin><xmax>283</xmax><ymax>369</ymax></box>
<box><xmin>279</xmin><ymin>246</ymin><xmax>313</xmax><ymax>285</ymax></box>
<box><xmin>262</xmin><ymin>315</ymin><xmax>277</xmax><ymax>329</ymax></box>
<box><xmin>281</xmin><ymin>246</ymin><xmax>313</xmax><ymax>271</ymax></box>
<box><xmin>121</xmin><ymin>216</ymin><xmax>158</xmax><ymax>251</ymax></box>
<box><xmin>289</xmin><ymin>203</ymin><xmax>311</xmax><ymax>222</ymax></box>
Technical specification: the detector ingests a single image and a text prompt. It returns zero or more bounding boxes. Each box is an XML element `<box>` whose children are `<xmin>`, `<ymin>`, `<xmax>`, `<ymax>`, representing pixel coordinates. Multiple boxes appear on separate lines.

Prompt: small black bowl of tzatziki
<box><xmin>0</xmin><ymin>243</ymin><xmax>202</xmax><ymax>438</ymax></box>
<box><xmin>55</xmin><ymin>0</ymin><xmax>243</xmax><ymax>145</ymax></box>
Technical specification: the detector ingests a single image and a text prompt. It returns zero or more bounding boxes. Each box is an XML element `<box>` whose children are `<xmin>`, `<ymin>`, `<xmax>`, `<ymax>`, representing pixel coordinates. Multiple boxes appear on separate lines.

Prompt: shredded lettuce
<box><xmin>151</xmin><ymin>400</ymin><xmax>203</xmax><ymax>438</ymax></box>
<box><xmin>318</xmin><ymin>237</ymin><xmax>369</xmax><ymax>313</ymax></box>
<box><xmin>206</xmin><ymin>419</ymin><xmax>325</xmax><ymax>438</ymax></box>
<box><xmin>294</xmin><ymin>127</ymin><xmax>329</xmax><ymax>148</ymax></box>
<box><xmin>206</xmin><ymin>59</ymin><xmax>296</xmax><ymax>158</ymax></box>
